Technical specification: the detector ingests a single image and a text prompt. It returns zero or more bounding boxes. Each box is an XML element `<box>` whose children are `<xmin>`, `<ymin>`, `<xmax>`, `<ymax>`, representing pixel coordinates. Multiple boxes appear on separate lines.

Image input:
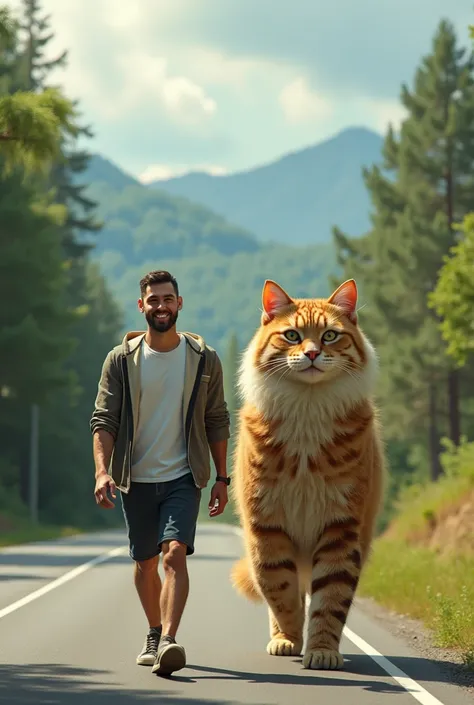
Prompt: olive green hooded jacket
<box><xmin>90</xmin><ymin>331</ymin><xmax>230</xmax><ymax>492</ymax></box>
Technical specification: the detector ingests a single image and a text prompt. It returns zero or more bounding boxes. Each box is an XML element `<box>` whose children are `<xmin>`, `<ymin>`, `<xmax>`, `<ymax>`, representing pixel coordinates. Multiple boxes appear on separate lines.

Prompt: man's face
<box><xmin>138</xmin><ymin>282</ymin><xmax>182</xmax><ymax>333</ymax></box>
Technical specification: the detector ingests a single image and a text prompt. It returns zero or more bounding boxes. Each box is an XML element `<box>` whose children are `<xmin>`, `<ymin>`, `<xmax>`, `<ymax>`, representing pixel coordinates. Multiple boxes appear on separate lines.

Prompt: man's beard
<box><xmin>145</xmin><ymin>309</ymin><xmax>179</xmax><ymax>333</ymax></box>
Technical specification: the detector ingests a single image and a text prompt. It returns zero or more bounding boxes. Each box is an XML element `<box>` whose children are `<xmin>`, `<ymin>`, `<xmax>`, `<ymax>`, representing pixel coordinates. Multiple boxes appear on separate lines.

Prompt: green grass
<box><xmin>360</xmin><ymin>538</ymin><xmax>474</xmax><ymax>667</ymax></box>
<box><xmin>0</xmin><ymin>521</ymin><xmax>81</xmax><ymax>547</ymax></box>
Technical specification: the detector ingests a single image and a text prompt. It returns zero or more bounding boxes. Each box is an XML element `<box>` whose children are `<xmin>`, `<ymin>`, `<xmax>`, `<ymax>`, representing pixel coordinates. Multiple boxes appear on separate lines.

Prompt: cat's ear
<box><xmin>261</xmin><ymin>280</ymin><xmax>294</xmax><ymax>324</ymax></box>
<box><xmin>327</xmin><ymin>279</ymin><xmax>358</xmax><ymax>323</ymax></box>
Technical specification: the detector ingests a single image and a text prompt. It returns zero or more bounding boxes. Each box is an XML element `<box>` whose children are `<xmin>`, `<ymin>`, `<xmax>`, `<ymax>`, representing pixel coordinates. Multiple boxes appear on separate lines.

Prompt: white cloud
<box><xmin>161</xmin><ymin>76</ymin><xmax>217</xmax><ymax>123</ymax></box>
<box><xmin>8</xmin><ymin>0</ymin><xmax>217</xmax><ymax>126</ymax></box>
<box><xmin>279</xmin><ymin>77</ymin><xmax>333</xmax><ymax>124</ymax></box>
<box><xmin>139</xmin><ymin>163</ymin><xmax>228</xmax><ymax>183</ymax></box>
<box><xmin>352</xmin><ymin>98</ymin><xmax>408</xmax><ymax>134</ymax></box>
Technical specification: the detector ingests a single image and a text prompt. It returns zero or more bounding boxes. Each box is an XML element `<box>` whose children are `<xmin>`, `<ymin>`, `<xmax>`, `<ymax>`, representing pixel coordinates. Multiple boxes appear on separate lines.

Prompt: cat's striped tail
<box><xmin>230</xmin><ymin>556</ymin><xmax>262</xmax><ymax>602</ymax></box>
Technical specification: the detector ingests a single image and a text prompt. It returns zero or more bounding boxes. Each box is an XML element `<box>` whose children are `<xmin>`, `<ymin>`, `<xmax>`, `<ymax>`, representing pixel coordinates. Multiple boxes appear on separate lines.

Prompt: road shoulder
<box><xmin>354</xmin><ymin>595</ymin><xmax>474</xmax><ymax>700</ymax></box>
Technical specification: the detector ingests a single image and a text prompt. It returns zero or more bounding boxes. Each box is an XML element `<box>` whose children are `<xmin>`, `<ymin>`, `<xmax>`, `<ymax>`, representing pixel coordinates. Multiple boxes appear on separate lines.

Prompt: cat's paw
<box><xmin>266</xmin><ymin>637</ymin><xmax>303</xmax><ymax>656</ymax></box>
<box><xmin>302</xmin><ymin>648</ymin><xmax>344</xmax><ymax>670</ymax></box>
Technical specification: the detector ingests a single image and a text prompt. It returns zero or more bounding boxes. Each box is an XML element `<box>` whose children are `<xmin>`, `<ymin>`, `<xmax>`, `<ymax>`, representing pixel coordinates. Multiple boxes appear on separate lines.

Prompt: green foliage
<box><xmin>430</xmin><ymin>213</ymin><xmax>474</xmax><ymax>366</ymax></box>
<box><xmin>439</xmin><ymin>436</ymin><xmax>474</xmax><ymax>481</ymax></box>
<box><xmin>333</xmin><ymin>19</ymin><xmax>474</xmax><ymax>482</ymax></box>
<box><xmin>0</xmin><ymin>88</ymin><xmax>78</xmax><ymax>175</ymax></box>
<box><xmin>87</xmin><ymin>182</ymin><xmax>260</xmax><ymax>263</ymax></box>
<box><xmin>0</xmin><ymin>6</ymin><xmax>16</xmax><ymax>45</ymax></box>
<box><xmin>0</xmin><ymin>0</ymin><xmax>124</xmax><ymax>532</ymax></box>
<box><xmin>0</xmin><ymin>171</ymin><xmax>76</xmax><ymax>404</ymax></box>
<box><xmin>359</xmin><ymin>539</ymin><xmax>474</xmax><ymax>667</ymax></box>
<box><xmin>429</xmin><ymin>585</ymin><xmax>474</xmax><ymax>665</ymax></box>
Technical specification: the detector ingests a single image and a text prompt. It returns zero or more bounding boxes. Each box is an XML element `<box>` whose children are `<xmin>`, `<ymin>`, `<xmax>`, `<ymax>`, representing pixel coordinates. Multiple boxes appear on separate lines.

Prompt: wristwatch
<box><xmin>216</xmin><ymin>475</ymin><xmax>231</xmax><ymax>486</ymax></box>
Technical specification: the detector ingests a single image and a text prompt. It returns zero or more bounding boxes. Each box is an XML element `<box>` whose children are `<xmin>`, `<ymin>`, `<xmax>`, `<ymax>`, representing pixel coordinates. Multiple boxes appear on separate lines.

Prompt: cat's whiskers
<box><xmin>263</xmin><ymin>363</ymin><xmax>291</xmax><ymax>382</ymax></box>
<box><xmin>332</xmin><ymin>360</ymin><xmax>363</xmax><ymax>383</ymax></box>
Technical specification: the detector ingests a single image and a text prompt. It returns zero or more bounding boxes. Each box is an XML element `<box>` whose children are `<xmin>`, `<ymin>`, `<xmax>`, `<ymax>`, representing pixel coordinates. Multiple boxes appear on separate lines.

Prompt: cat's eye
<box><xmin>283</xmin><ymin>329</ymin><xmax>301</xmax><ymax>343</ymax></box>
<box><xmin>322</xmin><ymin>330</ymin><xmax>338</xmax><ymax>343</ymax></box>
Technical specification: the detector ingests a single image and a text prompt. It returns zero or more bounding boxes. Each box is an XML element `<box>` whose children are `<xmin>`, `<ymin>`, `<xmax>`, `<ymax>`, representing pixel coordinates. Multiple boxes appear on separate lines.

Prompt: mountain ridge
<box><xmin>82</xmin><ymin>126</ymin><xmax>384</xmax><ymax>248</ymax></box>
<box><xmin>146</xmin><ymin>126</ymin><xmax>384</xmax><ymax>245</ymax></box>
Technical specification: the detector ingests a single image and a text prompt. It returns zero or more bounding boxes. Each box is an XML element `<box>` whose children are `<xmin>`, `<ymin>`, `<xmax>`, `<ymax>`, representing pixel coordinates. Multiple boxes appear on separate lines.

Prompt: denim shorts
<box><xmin>120</xmin><ymin>472</ymin><xmax>202</xmax><ymax>562</ymax></box>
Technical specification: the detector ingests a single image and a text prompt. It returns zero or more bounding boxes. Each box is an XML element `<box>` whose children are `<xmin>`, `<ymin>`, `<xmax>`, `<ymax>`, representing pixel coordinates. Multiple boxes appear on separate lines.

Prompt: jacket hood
<box><xmin>121</xmin><ymin>330</ymin><xmax>206</xmax><ymax>355</ymax></box>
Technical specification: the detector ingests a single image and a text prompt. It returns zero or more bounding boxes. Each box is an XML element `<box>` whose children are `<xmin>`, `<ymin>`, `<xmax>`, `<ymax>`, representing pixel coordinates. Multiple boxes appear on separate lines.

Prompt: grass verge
<box><xmin>359</xmin><ymin>537</ymin><xmax>474</xmax><ymax>668</ymax></box>
<box><xmin>0</xmin><ymin>514</ymin><xmax>82</xmax><ymax>549</ymax></box>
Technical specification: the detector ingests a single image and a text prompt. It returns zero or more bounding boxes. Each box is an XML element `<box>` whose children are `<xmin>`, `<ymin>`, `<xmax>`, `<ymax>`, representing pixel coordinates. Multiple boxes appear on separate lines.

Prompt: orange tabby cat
<box><xmin>230</xmin><ymin>278</ymin><xmax>385</xmax><ymax>670</ymax></box>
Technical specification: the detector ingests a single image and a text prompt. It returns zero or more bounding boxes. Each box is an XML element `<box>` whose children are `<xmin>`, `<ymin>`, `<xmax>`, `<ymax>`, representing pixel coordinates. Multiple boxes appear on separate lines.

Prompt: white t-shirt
<box><xmin>131</xmin><ymin>335</ymin><xmax>191</xmax><ymax>483</ymax></box>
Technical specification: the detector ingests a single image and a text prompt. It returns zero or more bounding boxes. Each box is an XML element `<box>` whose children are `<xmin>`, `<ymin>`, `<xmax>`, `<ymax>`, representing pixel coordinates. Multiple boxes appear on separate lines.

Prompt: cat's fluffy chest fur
<box><xmin>238</xmin><ymin>332</ymin><xmax>378</xmax><ymax>453</ymax></box>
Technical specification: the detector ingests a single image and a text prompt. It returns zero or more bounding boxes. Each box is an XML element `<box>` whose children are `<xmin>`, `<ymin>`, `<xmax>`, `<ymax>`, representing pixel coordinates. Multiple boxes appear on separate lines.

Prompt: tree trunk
<box><xmin>428</xmin><ymin>383</ymin><xmax>442</xmax><ymax>480</ymax></box>
<box><xmin>445</xmin><ymin>149</ymin><xmax>461</xmax><ymax>446</ymax></box>
<box><xmin>447</xmin><ymin>369</ymin><xmax>461</xmax><ymax>446</ymax></box>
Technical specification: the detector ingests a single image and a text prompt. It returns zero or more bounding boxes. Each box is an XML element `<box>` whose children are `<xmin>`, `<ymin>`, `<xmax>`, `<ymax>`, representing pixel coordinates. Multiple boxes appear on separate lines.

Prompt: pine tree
<box><xmin>0</xmin><ymin>6</ymin><xmax>77</xmax><ymax>174</ymax></box>
<box><xmin>332</xmin><ymin>19</ymin><xmax>474</xmax><ymax>480</ymax></box>
<box><xmin>14</xmin><ymin>0</ymin><xmax>101</xmax><ymax>250</ymax></box>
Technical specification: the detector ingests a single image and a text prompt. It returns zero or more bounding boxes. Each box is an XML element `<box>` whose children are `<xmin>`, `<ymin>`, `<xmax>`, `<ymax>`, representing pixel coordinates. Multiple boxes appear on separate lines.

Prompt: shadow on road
<box><xmin>187</xmin><ymin>653</ymin><xmax>474</xmax><ymax>693</ymax></box>
<box><xmin>0</xmin><ymin>554</ymin><xmax>119</xmax><ymax>568</ymax></box>
<box><xmin>185</xmin><ymin>662</ymin><xmax>405</xmax><ymax>695</ymax></box>
<box><xmin>0</xmin><ymin>574</ymin><xmax>48</xmax><ymax>581</ymax></box>
<box><xmin>0</xmin><ymin>664</ymin><xmax>267</xmax><ymax>705</ymax></box>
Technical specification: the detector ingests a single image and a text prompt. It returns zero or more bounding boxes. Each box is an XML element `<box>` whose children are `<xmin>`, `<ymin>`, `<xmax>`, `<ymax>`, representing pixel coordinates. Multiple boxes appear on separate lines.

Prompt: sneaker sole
<box><xmin>136</xmin><ymin>654</ymin><xmax>156</xmax><ymax>666</ymax></box>
<box><xmin>152</xmin><ymin>644</ymin><xmax>186</xmax><ymax>675</ymax></box>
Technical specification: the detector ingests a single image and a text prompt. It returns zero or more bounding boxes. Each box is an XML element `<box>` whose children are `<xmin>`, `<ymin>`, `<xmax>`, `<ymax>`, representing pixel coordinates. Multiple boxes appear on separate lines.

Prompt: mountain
<box><xmin>83</xmin><ymin>179</ymin><xmax>337</xmax><ymax>353</ymax></box>
<box><xmin>84</xmin><ymin>154</ymin><xmax>140</xmax><ymax>190</ymax></box>
<box><xmin>147</xmin><ymin>127</ymin><xmax>384</xmax><ymax>246</ymax></box>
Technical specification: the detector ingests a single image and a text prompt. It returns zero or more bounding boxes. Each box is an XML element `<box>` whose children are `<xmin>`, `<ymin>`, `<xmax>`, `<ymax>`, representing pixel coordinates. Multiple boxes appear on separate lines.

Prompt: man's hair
<box><xmin>139</xmin><ymin>270</ymin><xmax>179</xmax><ymax>298</ymax></box>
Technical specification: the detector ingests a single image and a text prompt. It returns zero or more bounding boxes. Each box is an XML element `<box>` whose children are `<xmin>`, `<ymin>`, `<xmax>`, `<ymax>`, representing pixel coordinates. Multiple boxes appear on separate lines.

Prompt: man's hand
<box><xmin>208</xmin><ymin>481</ymin><xmax>228</xmax><ymax>517</ymax></box>
<box><xmin>94</xmin><ymin>472</ymin><xmax>116</xmax><ymax>509</ymax></box>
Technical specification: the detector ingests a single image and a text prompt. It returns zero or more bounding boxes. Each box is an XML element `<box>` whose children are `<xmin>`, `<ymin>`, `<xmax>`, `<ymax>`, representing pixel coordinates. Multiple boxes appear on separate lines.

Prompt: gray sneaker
<box><xmin>136</xmin><ymin>628</ymin><xmax>162</xmax><ymax>666</ymax></box>
<box><xmin>151</xmin><ymin>635</ymin><xmax>186</xmax><ymax>675</ymax></box>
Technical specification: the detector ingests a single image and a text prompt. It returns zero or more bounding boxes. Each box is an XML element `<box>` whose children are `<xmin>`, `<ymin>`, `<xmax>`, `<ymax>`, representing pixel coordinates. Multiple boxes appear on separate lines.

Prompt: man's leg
<box><xmin>152</xmin><ymin>472</ymin><xmax>201</xmax><ymax>675</ymax></box>
<box><xmin>160</xmin><ymin>540</ymin><xmax>188</xmax><ymax>638</ymax></box>
<box><xmin>135</xmin><ymin>555</ymin><xmax>162</xmax><ymax>630</ymax></box>
<box><xmin>120</xmin><ymin>483</ymin><xmax>162</xmax><ymax>666</ymax></box>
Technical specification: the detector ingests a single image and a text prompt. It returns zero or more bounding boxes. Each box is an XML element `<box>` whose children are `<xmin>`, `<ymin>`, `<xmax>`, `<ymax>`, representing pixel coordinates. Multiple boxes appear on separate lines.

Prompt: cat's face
<box><xmin>254</xmin><ymin>279</ymin><xmax>366</xmax><ymax>386</ymax></box>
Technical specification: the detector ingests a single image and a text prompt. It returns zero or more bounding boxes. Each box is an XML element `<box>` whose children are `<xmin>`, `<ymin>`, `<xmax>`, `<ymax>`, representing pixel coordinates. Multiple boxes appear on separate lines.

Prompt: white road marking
<box><xmin>0</xmin><ymin>544</ymin><xmax>127</xmax><ymax>621</ymax></box>
<box><xmin>230</xmin><ymin>525</ymin><xmax>445</xmax><ymax>705</ymax></box>
<box><xmin>344</xmin><ymin>626</ymin><xmax>445</xmax><ymax>705</ymax></box>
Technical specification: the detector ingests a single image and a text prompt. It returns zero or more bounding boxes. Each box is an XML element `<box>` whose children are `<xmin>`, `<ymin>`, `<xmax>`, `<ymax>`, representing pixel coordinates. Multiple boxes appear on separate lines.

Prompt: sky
<box><xmin>8</xmin><ymin>0</ymin><xmax>474</xmax><ymax>183</ymax></box>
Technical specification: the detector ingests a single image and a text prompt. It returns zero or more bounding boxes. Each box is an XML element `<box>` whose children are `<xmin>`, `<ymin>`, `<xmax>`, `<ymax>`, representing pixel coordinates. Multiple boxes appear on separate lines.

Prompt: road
<box><xmin>0</xmin><ymin>523</ymin><xmax>471</xmax><ymax>705</ymax></box>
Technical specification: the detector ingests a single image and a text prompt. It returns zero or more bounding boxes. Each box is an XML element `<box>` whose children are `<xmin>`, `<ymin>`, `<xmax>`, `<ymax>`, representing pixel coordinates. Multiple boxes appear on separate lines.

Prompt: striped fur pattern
<box><xmin>230</xmin><ymin>279</ymin><xmax>385</xmax><ymax>670</ymax></box>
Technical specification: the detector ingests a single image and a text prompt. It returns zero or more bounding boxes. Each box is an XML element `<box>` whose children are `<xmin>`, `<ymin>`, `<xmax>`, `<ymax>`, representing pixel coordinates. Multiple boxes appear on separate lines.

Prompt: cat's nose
<box><xmin>304</xmin><ymin>350</ymin><xmax>319</xmax><ymax>361</ymax></box>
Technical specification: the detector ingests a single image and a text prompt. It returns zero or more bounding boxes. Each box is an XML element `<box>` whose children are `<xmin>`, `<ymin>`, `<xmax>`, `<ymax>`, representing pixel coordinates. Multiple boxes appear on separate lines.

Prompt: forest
<box><xmin>0</xmin><ymin>0</ymin><xmax>123</xmax><ymax>535</ymax></box>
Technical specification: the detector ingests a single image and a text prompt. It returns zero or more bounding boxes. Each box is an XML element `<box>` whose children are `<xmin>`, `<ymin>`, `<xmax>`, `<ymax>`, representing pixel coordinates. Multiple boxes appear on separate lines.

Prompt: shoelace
<box><xmin>144</xmin><ymin>631</ymin><xmax>160</xmax><ymax>653</ymax></box>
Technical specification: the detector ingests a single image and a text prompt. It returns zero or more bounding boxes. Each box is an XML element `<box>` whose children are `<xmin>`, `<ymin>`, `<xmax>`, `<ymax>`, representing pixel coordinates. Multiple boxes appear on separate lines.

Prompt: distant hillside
<box><xmin>83</xmin><ymin>178</ymin><xmax>337</xmax><ymax>351</ymax></box>
<box><xmin>85</xmin><ymin>154</ymin><xmax>140</xmax><ymax>190</ymax></box>
<box><xmin>147</xmin><ymin>127</ymin><xmax>384</xmax><ymax>246</ymax></box>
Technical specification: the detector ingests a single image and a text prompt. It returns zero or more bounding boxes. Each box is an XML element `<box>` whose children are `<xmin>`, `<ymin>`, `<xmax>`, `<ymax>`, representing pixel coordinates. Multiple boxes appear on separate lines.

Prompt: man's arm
<box><xmin>93</xmin><ymin>430</ymin><xmax>117</xmax><ymax>508</ymax></box>
<box><xmin>90</xmin><ymin>350</ymin><xmax>122</xmax><ymax>508</ymax></box>
<box><xmin>205</xmin><ymin>350</ymin><xmax>231</xmax><ymax>517</ymax></box>
<box><xmin>90</xmin><ymin>349</ymin><xmax>123</xmax><ymax>439</ymax></box>
<box><xmin>93</xmin><ymin>429</ymin><xmax>115</xmax><ymax>479</ymax></box>
<box><xmin>209</xmin><ymin>438</ymin><xmax>228</xmax><ymax>478</ymax></box>
<box><xmin>204</xmin><ymin>350</ymin><xmax>231</xmax><ymax>445</ymax></box>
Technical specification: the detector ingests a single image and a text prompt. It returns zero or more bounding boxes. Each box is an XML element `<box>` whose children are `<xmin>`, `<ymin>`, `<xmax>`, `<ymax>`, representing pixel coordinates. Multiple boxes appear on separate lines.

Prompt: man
<box><xmin>90</xmin><ymin>270</ymin><xmax>231</xmax><ymax>677</ymax></box>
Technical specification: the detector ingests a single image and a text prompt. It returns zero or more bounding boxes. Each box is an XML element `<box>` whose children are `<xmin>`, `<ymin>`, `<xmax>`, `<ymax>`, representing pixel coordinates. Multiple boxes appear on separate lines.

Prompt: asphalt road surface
<box><xmin>0</xmin><ymin>523</ymin><xmax>471</xmax><ymax>705</ymax></box>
